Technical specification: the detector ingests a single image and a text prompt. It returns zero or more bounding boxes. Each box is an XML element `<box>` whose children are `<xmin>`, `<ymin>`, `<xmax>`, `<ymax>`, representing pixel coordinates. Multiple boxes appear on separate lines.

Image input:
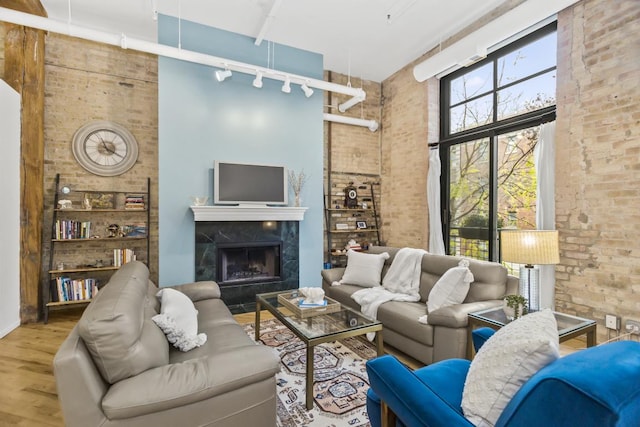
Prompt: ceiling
<box><xmin>38</xmin><ymin>0</ymin><xmax>508</xmax><ymax>82</ymax></box>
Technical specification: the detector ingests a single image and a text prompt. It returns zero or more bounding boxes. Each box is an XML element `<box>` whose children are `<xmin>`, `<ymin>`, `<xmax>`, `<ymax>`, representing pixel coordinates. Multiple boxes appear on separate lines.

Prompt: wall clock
<box><xmin>344</xmin><ymin>184</ymin><xmax>358</xmax><ymax>208</ymax></box>
<box><xmin>72</xmin><ymin>120</ymin><xmax>139</xmax><ymax>176</ymax></box>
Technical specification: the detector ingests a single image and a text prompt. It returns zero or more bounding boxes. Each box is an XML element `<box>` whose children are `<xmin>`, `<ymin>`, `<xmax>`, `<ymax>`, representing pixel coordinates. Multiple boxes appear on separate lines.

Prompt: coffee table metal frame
<box><xmin>255</xmin><ymin>290</ymin><xmax>383</xmax><ymax>410</ymax></box>
<box><xmin>467</xmin><ymin>307</ymin><xmax>597</xmax><ymax>359</ymax></box>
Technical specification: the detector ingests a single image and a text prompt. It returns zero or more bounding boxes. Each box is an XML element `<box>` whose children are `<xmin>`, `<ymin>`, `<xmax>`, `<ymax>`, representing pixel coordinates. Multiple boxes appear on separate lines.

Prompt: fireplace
<box><xmin>194</xmin><ymin>220</ymin><xmax>300</xmax><ymax>313</ymax></box>
<box><xmin>217</xmin><ymin>241</ymin><xmax>282</xmax><ymax>286</ymax></box>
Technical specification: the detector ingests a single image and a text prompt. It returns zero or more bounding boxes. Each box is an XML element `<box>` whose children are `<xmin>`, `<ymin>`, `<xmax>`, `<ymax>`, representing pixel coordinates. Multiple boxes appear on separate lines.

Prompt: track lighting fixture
<box><xmin>300</xmin><ymin>83</ymin><xmax>313</xmax><ymax>98</ymax></box>
<box><xmin>281</xmin><ymin>76</ymin><xmax>291</xmax><ymax>93</ymax></box>
<box><xmin>252</xmin><ymin>71</ymin><xmax>263</xmax><ymax>88</ymax></box>
<box><xmin>215</xmin><ymin>68</ymin><xmax>232</xmax><ymax>82</ymax></box>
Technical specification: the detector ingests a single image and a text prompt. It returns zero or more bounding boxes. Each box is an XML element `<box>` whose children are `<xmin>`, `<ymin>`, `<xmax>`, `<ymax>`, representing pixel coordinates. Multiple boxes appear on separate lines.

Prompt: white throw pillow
<box><xmin>152</xmin><ymin>288</ymin><xmax>207</xmax><ymax>352</ymax></box>
<box><xmin>427</xmin><ymin>259</ymin><xmax>473</xmax><ymax>313</ymax></box>
<box><xmin>340</xmin><ymin>250</ymin><xmax>390</xmax><ymax>287</ymax></box>
<box><xmin>462</xmin><ymin>309</ymin><xmax>559</xmax><ymax>427</ymax></box>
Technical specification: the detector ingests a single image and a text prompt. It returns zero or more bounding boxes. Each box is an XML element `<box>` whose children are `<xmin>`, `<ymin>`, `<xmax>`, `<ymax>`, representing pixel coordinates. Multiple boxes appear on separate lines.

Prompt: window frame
<box><xmin>438</xmin><ymin>22</ymin><xmax>557</xmax><ymax>261</ymax></box>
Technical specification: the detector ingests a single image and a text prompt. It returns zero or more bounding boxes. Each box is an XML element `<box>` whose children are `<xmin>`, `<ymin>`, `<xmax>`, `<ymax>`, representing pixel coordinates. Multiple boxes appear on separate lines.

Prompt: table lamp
<box><xmin>500</xmin><ymin>230</ymin><xmax>559</xmax><ymax>311</ymax></box>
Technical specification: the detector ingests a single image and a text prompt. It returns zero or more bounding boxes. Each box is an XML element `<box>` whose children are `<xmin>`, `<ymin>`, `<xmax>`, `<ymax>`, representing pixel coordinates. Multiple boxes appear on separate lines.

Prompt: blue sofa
<box><xmin>366</xmin><ymin>330</ymin><xmax>640</xmax><ymax>427</ymax></box>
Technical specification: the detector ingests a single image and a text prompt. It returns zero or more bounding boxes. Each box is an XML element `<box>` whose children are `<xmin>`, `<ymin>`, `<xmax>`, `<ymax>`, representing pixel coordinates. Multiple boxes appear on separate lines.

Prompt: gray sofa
<box><xmin>321</xmin><ymin>246</ymin><xmax>518</xmax><ymax>365</ymax></box>
<box><xmin>53</xmin><ymin>261</ymin><xmax>280</xmax><ymax>427</ymax></box>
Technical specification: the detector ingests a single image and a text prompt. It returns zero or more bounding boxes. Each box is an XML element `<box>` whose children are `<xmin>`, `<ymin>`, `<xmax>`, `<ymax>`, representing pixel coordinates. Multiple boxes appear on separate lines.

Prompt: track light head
<box><xmin>281</xmin><ymin>76</ymin><xmax>291</xmax><ymax>93</ymax></box>
<box><xmin>215</xmin><ymin>69</ymin><xmax>232</xmax><ymax>82</ymax></box>
<box><xmin>301</xmin><ymin>83</ymin><xmax>313</xmax><ymax>98</ymax></box>
<box><xmin>252</xmin><ymin>71</ymin><xmax>263</xmax><ymax>88</ymax></box>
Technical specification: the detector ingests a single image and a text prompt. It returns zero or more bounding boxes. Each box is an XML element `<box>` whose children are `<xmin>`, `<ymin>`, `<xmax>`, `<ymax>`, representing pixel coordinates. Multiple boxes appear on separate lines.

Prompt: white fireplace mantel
<box><xmin>190</xmin><ymin>205</ymin><xmax>308</xmax><ymax>222</ymax></box>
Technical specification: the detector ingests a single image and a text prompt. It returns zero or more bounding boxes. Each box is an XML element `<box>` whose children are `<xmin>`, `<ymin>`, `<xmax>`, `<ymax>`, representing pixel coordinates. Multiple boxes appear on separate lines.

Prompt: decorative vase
<box><xmin>294</xmin><ymin>193</ymin><xmax>301</xmax><ymax>207</ymax></box>
<box><xmin>503</xmin><ymin>299</ymin><xmax>524</xmax><ymax>320</ymax></box>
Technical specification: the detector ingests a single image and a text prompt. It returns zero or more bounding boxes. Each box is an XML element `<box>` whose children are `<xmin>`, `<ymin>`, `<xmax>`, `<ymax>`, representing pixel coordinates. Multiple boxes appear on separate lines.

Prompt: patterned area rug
<box><xmin>244</xmin><ymin>318</ymin><xmax>377</xmax><ymax>427</ymax></box>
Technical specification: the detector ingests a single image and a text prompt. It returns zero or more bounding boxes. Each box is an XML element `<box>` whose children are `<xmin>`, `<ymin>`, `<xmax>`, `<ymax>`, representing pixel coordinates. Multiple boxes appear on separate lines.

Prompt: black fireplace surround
<box><xmin>195</xmin><ymin>221</ymin><xmax>299</xmax><ymax>313</ymax></box>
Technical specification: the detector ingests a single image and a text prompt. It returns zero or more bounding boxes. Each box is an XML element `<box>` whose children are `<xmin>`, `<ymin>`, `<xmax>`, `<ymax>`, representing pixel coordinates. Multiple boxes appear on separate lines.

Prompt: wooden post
<box><xmin>2</xmin><ymin>0</ymin><xmax>47</xmax><ymax>323</ymax></box>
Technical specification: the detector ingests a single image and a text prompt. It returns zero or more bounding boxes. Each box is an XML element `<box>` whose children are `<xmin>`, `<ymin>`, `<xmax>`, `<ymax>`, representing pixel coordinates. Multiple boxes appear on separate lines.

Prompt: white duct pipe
<box><xmin>338</xmin><ymin>94</ymin><xmax>366</xmax><ymax>112</ymax></box>
<box><xmin>324</xmin><ymin>113</ymin><xmax>379</xmax><ymax>132</ymax></box>
<box><xmin>254</xmin><ymin>0</ymin><xmax>283</xmax><ymax>46</ymax></box>
<box><xmin>413</xmin><ymin>0</ymin><xmax>580</xmax><ymax>82</ymax></box>
<box><xmin>0</xmin><ymin>7</ymin><xmax>366</xmax><ymax>99</ymax></box>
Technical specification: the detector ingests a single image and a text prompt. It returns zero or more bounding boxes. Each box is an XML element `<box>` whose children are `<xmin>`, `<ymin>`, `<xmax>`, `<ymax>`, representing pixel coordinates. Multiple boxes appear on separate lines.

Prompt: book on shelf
<box><xmin>124</xmin><ymin>194</ymin><xmax>146</xmax><ymax>210</ymax></box>
<box><xmin>50</xmin><ymin>277</ymin><xmax>98</xmax><ymax>302</ymax></box>
<box><xmin>113</xmin><ymin>248</ymin><xmax>136</xmax><ymax>267</ymax></box>
<box><xmin>55</xmin><ymin>220</ymin><xmax>92</xmax><ymax>239</ymax></box>
<box><xmin>122</xmin><ymin>223</ymin><xmax>147</xmax><ymax>237</ymax></box>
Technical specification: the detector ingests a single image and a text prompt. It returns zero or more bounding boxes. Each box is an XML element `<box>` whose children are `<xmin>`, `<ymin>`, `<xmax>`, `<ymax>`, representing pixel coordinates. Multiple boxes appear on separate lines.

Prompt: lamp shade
<box><xmin>500</xmin><ymin>230</ymin><xmax>559</xmax><ymax>265</ymax></box>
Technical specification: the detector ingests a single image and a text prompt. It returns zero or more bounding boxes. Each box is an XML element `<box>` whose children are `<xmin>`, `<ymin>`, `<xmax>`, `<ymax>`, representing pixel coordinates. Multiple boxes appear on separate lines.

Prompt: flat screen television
<box><xmin>214</xmin><ymin>161</ymin><xmax>288</xmax><ymax>206</ymax></box>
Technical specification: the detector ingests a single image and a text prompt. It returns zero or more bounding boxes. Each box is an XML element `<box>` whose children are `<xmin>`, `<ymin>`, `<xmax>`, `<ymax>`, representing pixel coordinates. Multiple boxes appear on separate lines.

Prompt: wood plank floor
<box><xmin>0</xmin><ymin>308</ymin><xmax>84</xmax><ymax>427</ymax></box>
<box><xmin>0</xmin><ymin>308</ymin><xmax>585</xmax><ymax>426</ymax></box>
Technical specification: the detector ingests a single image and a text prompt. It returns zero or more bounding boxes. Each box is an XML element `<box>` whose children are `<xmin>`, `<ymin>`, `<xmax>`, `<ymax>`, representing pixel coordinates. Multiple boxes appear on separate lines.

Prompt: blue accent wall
<box><xmin>158</xmin><ymin>15</ymin><xmax>323</xmax><ymax>287</ymax></box>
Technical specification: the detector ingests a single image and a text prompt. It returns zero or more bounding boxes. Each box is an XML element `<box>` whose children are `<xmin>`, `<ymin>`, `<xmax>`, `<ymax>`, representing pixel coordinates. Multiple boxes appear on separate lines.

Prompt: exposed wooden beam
<box><xmin>2</xmin><ymin>0</ymin><xmax>46</xmax><ymax>323</ymax></box>
<box><xmin>0</xmin><ymin>0</ymin><xmax>46</xmax><ymax>17</ymax></box>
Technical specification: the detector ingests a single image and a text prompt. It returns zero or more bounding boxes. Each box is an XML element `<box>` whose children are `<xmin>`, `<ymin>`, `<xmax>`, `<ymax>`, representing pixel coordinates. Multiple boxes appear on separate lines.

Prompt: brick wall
<box><xmin>42</xmin><ymin>34</ymin><xmax>159</xmax><ymax>294</ymax></box>
<box><xmin>555</xmin><ymin>0</ymin><xmax>640</xmax><ymax>339</ymax></box>
<box><xmin>324</xmin><ymin>72</ymin><xmax>382</xmax><ymax>262</ymax></box>
<box><xmin>379</xmin><ymin>63</ymin><xmax>431</xmax><ymax>249</ymax></box>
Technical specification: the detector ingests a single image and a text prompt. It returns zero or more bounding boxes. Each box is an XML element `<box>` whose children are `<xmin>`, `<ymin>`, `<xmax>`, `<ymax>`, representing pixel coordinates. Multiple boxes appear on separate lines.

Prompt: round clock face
<box><xmin>72</xmin><ymin>121</ymin><xmax>139</xmax><ymax>176</ymax></box>
<box><xmin>348</xmin><ymin>189</ymin><xmax>357</xmax><ymax>199</ymax></box>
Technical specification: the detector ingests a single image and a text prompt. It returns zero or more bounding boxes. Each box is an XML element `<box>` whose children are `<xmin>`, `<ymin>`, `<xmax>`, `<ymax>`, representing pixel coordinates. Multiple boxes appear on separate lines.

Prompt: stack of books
<box><xmin>55</xmin><ymin>220</ymin><xmax>92</xmax><ymax>239</ymax></box>
<box><xmin>51</xmin><ymin>277</ymin><xmax>98</xmax><ymax>302</ymax></box>
<box><xmin>113</xmin><ymin>248</ymin><xmax>136</xmax><ymax>267</ymax></box>
<box><xmin>124</xmin><ymin>194</ymin><xmax>145</xmax><ymax>210</ymax></box>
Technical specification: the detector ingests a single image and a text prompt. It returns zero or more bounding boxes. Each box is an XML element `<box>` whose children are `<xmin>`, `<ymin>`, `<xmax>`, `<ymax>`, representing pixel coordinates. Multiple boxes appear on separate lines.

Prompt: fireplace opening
<box><xmin>217</xmin><ymin>241</ymin><xmax>282</xmax><ymax>286</ymax></box>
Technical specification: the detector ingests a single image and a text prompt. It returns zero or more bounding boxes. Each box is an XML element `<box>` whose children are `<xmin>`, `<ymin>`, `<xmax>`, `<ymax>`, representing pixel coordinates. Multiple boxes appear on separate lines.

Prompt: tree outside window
<box><xmin>440</xmin><ymin>23</ymin><xmax>557</xmax><ymax>261</ymax></box>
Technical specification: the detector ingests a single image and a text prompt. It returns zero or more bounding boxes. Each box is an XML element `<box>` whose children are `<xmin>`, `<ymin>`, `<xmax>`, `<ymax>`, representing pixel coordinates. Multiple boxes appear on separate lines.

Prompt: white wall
<box><xmin>0</xmin><ymin>80</ymin><xmax>21</xmax><ymax>337</ymax></box>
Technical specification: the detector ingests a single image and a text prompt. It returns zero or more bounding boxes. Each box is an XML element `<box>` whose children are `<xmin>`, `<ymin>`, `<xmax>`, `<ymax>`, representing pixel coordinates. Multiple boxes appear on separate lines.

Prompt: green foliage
<box><xmin>462</xmin><ymin>213</ymin><xmax>487</xmax><ymax>227</ymax></box>
<box><xmin>504</xmin><ymin>294</ymin><xmax>528</xmax><ymax>319</ymax></box>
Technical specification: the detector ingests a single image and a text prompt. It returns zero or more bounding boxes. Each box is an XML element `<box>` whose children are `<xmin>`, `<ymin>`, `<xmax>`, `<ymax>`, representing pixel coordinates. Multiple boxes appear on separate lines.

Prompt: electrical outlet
<box><xmin>605</xmin><ymin>314</ymin><xmax>620</xmax><ymax>330</ymax></box>
<box><xmin>625</xmin><ymin>320</ymin><xmax>640</xmax><ymax>335</ymax></box>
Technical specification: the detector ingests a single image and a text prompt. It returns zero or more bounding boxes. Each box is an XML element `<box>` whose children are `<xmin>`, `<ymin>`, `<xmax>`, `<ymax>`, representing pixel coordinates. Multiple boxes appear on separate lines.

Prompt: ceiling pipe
<box><xmin>254</xmin><ymin>0</ymin><xmax>283</xmax><ymax>46</ymax></box>
<box><xmin>338</xmin><ymin>94</ymin><xmax>366</xmax><ymax>112</ymax></box>
<box><xmin>324</xmin><ymin>113</ymin><xmax>378</xmax><ymax>132</ymax></box>
<box><xmin>413</xmin><ymin>0</ymin><xmax>581</xmax><ymax>82</ymax></box>
<box><xmin>0</xmin><ymin>6</ymin><xmax>366</xmax><ymax>100</ymax></box>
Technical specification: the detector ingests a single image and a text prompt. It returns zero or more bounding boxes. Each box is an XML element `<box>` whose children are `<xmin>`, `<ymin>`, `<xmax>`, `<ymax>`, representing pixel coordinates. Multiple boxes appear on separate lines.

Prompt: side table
<box><xmin>467</xmin><ymin>307</ymin><xmax>597</xmax><ymax>359</ymax></box>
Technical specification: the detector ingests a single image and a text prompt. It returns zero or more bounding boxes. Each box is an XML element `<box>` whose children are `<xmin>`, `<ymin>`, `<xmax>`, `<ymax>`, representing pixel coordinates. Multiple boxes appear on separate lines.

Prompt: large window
<box><xmin>440</xmin><ymin>23</ymin><xmax>557</xmax><ymax>262</ymax></box>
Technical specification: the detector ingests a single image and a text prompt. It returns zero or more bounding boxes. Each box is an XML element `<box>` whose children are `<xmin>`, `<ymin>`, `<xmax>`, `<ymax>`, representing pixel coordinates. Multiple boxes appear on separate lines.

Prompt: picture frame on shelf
<box><xmin>356</xmin><ymin>221</ymin><xmax>368</xmax><ymax>229</ymax></box>
<box><xmin>84</xmin><ymin>192</ymin><xmax>115</xmax><ymax>209</ymax></box>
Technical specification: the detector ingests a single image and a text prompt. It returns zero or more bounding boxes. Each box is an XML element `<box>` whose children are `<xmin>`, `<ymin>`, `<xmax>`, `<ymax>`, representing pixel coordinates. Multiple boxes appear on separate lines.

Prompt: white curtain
<box><xmin>534</xmin><ymin>121</ymin><xmax>556</xmax><ymax>309</ymax></box>
<box><xmin>428</xmin><ymin>147</ymin><xmax>446</xmax><ymax>254</ymax></box>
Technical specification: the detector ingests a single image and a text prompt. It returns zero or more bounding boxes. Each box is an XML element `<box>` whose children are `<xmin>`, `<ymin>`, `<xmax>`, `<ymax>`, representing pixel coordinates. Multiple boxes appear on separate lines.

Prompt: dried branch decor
<box><xmin>288</xmin><ymin>169</ymin><xmax>307</xmax><ymax>207</ymax></box>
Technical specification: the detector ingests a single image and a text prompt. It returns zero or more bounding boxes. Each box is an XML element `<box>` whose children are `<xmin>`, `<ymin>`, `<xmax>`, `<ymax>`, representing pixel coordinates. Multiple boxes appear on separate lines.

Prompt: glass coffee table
<box><xmin>467</xmin><ymin>307</ymin><xmax>597</xmax><ymax>359</ymax></box>
<box><xmin>255</xmin><ymin>290</ymin><xmax>383</xmax><ymax>410</ymax></box>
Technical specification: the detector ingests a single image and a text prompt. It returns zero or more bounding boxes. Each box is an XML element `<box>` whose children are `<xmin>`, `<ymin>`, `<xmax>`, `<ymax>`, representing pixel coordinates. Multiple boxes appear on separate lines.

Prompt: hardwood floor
<box><xmin>0</xmin><ymin>308</ymin><xmax>83</xmax><ymax>426</ymax></box>
<box><xmin>0</xmin><ymin>308</ymin><xmax>585</xmax><ymax>426</ymax></box>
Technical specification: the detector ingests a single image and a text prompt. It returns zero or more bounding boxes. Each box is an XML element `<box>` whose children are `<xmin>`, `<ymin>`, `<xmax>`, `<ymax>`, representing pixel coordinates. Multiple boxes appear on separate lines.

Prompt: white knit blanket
<box><xmin>351</xmin><ymin>248</ymin><xmax>427</xmax><ymax>339</ymax></box>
